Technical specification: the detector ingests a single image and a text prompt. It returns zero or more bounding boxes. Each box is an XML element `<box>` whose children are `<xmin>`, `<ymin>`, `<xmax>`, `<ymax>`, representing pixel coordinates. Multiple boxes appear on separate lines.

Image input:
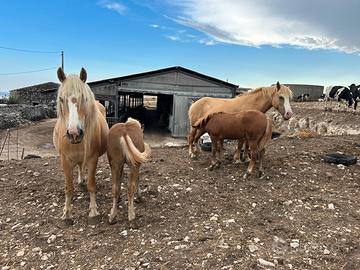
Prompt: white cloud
<box><xmin>166</xmin><ymin>0</ymin><xmax>360</xmax><ymax>53</ymax></box>
<box><xmin>98</xmin><ymin>0</ymin><xmax>126</xmax><ymax>15</ymax></box>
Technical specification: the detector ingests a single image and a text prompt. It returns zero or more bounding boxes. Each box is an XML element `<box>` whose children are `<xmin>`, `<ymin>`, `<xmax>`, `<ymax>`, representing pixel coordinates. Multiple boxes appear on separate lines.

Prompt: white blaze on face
<box><xmin>283</xmin><ymin>95</ymin><xmax>293</xmax><ymax>119</ymax></box>
<box><xmin>67</xmin><ymin>96</ymin><xmax>80</xmax><ymax>135</ymax></box>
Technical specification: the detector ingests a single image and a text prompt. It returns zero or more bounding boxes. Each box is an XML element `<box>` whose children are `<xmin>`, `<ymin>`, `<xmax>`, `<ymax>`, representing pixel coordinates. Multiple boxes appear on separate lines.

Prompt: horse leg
<box><xmin>209</xmin><ymin>138</ymin><xmax>218</xmax><ymax>169</ymax></box>
<box><xmin>61</xmin><ymin>157</ymin><xmax>75</xmax><ymax>224</ymax></box>
<box><xmin>109</xmin><ymin>161</ymin><xmax>124</xmax><ymax>224</ymax></box>
<box><xmin>243</xmin><ymin>140</ymin><xmax>250</xmax><ymax>162</ymax></box>
<box><xmin>233</xmin><ymin>140</ymin><xmax>243</xmax><ymax>163</ymax></box>
<box><xmin>258</xmin><ymin>149</ymin><xmax>266</xmax><ymax>178</ymax></box>
<box><xmin>135</xmin><ymin>173</ymin><xmax>144</xmax><ymax>203</ymax></box>
<box><xmin>87</xmin><ymin>157</ymin><xmax>101</xmax><ymax>224</ymax></box>
<box><xmin>188</xmin><ymin>126</ymin><xmax>199</xmax><ymax>158</ymax></box>
<box><xmin>218</xmin><ymin>140</ymin><xmax>224</xmax><ymax>163</ymax></box>
<box><xmin>77</xmin><ymin>163</ymin><xmax>87</xmax><ymax>192</ymax></box>
<box><xmin>127</xmin><ymin>165</ymin><xmax>140</xmax><ymax>223</ymax></box>
<box><xmin>243</xmin><ymin>142</ymin><xmax>257</xmax><ymax>179</ymax></box>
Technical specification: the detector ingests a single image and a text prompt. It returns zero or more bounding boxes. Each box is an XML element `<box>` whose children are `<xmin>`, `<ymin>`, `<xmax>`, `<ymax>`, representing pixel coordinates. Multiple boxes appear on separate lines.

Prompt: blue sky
<box><xmin>1</xmin><ymin>0</ymin><xmax>360</xmax><ymax>91</ymax></box>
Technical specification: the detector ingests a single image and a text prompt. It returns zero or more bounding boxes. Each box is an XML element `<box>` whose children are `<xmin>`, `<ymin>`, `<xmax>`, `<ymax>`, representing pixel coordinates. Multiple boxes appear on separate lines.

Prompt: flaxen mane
<box><xmin>244</xmin><ymin>84</ymin><xmax>293</xmax><ymax>99</ymax></box>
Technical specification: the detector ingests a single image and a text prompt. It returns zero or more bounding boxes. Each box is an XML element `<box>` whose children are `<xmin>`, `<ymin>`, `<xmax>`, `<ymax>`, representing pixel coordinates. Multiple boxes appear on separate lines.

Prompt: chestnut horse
<box><xmin>107</xmin><ymin>117</ymin><xmax>151</xmax><ymax>224</ymax></box>
<box><xmin>188</xmin><ymin>82</ymin><xmax>293</xmax><ymax>159</ymax></box>
<box><xmin>53</xmin><ymin>67</ymin><xmax>109</xmax><ymax>224</ymax></box>
<box><xmin>193</xmin><ymin>110</ymin><xmax>273</xmax><ymax>178</ymax></box>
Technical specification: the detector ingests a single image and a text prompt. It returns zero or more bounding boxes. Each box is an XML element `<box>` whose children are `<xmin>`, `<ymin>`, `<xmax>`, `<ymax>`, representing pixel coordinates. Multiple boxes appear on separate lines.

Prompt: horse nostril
<box><xmin>79</xmin><ymin>129</ymin><xmax>84</xmax><ymax>137</ymax></box>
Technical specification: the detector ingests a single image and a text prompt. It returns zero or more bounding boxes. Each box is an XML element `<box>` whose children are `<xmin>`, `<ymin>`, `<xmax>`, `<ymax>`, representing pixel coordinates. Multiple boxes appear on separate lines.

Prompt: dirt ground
<box><xmin>1</xmin><ymin>103</ymin><xmax>360</xmax><ymax>270</ymax></box>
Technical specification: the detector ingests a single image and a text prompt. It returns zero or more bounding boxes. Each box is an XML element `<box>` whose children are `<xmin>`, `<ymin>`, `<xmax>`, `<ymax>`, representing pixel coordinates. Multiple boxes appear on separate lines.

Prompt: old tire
<box><xmin>322</xmin><ymin>153</ymin><xmax>357</xmax><ymax>166</ymax></box>
<box><xmin>200</xmin><ymin>141</ymin><xmax>212</xmax><ymax>152</ymax></box>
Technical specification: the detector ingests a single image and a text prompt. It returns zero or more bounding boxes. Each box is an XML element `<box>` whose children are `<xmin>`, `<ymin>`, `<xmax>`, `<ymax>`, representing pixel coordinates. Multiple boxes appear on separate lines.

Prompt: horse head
<box><xmin>271</xmin><ymin>82</ymin><xmax>293</xmax><ymax>120</ymax></box>
<box><xmin>57</xmin><ymin>67</ymin><xmax>94</xmax><ymax>144</ymax></box>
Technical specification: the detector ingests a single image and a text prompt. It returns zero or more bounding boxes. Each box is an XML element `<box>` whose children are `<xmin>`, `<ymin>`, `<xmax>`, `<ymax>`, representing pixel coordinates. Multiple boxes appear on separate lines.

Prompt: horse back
<box><xmin>205</xmin><ymin>110</ymin><xmax>268</xmax><ymax>140</ymax></box>
<box><xmin>188</xmin><ymin>97</ymin><xmax>238</xmax><ymax>125</ymax></box>
<box><xmin>107</xmin><ymin>122</ymin><xmax>145</xmax><ymax>154</ymax></box>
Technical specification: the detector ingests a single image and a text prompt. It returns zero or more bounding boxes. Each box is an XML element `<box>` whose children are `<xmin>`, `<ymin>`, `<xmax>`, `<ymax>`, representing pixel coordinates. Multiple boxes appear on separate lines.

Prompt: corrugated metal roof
<box><xmin>88</xmin><ymin>66</ymin><xmax>238</xmax><ymax>89</ymax></box>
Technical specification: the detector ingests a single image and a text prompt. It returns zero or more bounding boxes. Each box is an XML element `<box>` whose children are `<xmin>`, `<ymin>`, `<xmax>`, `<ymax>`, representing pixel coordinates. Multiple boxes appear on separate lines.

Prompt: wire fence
<box><xmin>0</xmin><ymin>128</ymin><xmax>24</xmax><ymax>161</ymax></box>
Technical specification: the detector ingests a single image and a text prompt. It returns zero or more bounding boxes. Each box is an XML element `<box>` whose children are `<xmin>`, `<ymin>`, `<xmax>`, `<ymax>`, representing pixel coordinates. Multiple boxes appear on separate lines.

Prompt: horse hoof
<box><xmin>78</xmin><ymin>182</ymin><xmax>87</xmax><ymax>192</ymax></box>
<box><xmin>108</xmin><ymin>217</ymin><xmax>117</xmax><ymax>225</ymax></box>
<box><xmin>128</xmin><ymin>220</ymin><xmax>138</xmax><ymax>229</ymax></box>
<box><xmin>63</xmin><ymin>218</ymin><xmax>74</xmax><ymax>226</ymax></box>
<box><xmin>88</xmin><ymin>215</ymin><xmax>102</xmax><ymax>225</ymax></box>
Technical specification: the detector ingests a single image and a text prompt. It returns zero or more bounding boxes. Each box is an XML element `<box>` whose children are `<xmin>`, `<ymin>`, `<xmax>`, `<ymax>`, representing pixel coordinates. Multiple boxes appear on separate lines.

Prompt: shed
<box><xmin>10</xmin><ymin>82</ymin><xmax>59</xmax><ymax>106</ymax></box>
<box><xmin>284</xmin><ymin>84</ymin><xmax>324</xmax><ymax>100</ymax></box>
<box><xmin>89</xmin><ymin>66</ymin><xmax>238</xmax><ymax>137</ymax></box>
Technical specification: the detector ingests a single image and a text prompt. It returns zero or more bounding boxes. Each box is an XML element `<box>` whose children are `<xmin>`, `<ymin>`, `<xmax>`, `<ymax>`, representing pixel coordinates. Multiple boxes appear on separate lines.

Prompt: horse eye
<box><xmin>279</xmin><ymin>96</ymin><xmax>284</xmax><ymax>101</ymax></box>
<box><xmin>59</xmin><ymin>97</ymin><xmax>64</xmax><ymax>103</ymax></box>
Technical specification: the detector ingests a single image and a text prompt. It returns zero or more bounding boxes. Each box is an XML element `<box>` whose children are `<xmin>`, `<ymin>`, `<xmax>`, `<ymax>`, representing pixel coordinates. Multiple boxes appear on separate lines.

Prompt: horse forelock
<box><xmin>56</xmin><ymin>75</ymin><xmax>95</xmax><ymax>119</ymax></box>
<box><xmin>277</xmin><ymin>85</ymin><xmax>293</xmax><ymax>99</ymax></box>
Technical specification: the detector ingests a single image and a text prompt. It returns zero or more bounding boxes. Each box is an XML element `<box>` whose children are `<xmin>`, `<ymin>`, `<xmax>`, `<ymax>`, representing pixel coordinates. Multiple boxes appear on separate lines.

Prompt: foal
<box><xmin>193</xmin><ymin>110</ymin><xmax>273</xmax><ymax>178</ymax></box>
<box><xmin>107</xmin><ymin>118</ymin><xmax>151</xmax><ymax>223</ymax></box>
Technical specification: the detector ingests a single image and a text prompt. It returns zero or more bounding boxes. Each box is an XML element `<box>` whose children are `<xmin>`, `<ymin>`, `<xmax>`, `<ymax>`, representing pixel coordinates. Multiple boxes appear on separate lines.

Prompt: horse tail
<box><xmin>258</xmin><ymin>117</ymin><xmax>273</xmax><ymax>151</ymax></box>
<box><xmin>192</xmin><ymin>112</ymin><xmax>223</xmax><ymax>129</ymax></box>
<box><xmin>119</xmin><ymin>135</ymin><xmax>151</xmax><ymax>167</ymax></box>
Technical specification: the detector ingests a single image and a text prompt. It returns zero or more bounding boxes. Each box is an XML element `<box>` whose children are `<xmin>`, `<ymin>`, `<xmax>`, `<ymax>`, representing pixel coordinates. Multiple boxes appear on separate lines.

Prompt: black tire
<box><xmin>200</xmin><ymin>141</ymin><xmax>212</xmax><ymax>152</ymax></box>
<box><xmin>322</xmin><ymin>153</ymin><xmax>358</xmax><ymax>166</ymax></box>
<box><xmin>271</xmin><ymin>131</ymin><xmax>281</xmax><ymax>139</ymax></box>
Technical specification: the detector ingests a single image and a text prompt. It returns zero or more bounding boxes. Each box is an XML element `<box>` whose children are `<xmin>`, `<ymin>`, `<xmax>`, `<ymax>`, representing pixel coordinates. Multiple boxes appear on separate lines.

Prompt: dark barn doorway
<box><xmin>115</xmin><ymin>92</ymin><xmax>173</xmax><ymax>133</ymax></box>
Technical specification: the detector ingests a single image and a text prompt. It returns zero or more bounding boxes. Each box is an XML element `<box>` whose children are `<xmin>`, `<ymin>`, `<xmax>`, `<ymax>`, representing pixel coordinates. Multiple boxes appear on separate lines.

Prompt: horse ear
<box><xmin>57</xmin><ymin>67</ymin><xmax>66</xmax><ymax>82</ymax></box>
<box><xmin>80</xmin><ymin>67</ymin><xmax>87</xmax><ymax>82</ymax></box>
<box><xmin>276</xmin><ymin>81</ymin><xmax>281</xmax><ymax>90</ymax></box>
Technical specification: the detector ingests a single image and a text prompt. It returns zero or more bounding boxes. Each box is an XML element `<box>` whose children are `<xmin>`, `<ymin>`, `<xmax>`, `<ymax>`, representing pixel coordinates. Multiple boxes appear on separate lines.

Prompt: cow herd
<box><xmin>297</xmin><ymin>84</ymin><xmax>360</xmax><ymax>112</ymax></box>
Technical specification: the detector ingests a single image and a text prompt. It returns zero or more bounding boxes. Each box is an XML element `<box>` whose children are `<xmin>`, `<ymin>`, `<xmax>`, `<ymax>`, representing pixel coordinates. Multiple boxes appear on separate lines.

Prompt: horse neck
<box><xmin>243</xmin><ymin>89</ymin><xmax>273</xmax><ymax>112</ymax></box>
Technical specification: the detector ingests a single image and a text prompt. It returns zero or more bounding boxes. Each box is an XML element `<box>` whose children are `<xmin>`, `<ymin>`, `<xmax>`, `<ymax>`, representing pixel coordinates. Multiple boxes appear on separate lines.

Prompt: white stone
<box><xmin>290</xmin><ymin>240</ymin><xmax>299</xmax><ymax>248</ymax></box>
<box><xmin>328</xmin><ymin>203</ymin><xmax>335</xmax><ymax>210</ymax></box>
<box><xmin>248</xmin><ymin>244</ymin><xmax>258</xmax><ymax>253</ymax></box>
<box><xmin>47</xmin><ymin>235</ymin><xmax>56</xmax><ymax>244</ymax></box>
<box><xmin>337</xmin><ymin>164</ymin><xmax>345</xmax><ymax>170</ymax></box>
<box><xmin>324</xmin><ymin>249</ymin><xmax>330</xmax><ymax>255</ymax></box>
<box><xmin>33</xmin><ymin>172</ymin><xmax>40</xmax><ymax>177</ymax></box>
<box><xmin>120</xmin><ymin>230</ymin><xmax>127</xmax><ymax>237</ymax></box>
<box><xmin>17</xmin><ymin>249</ymin><xmax>25</xmax><ymax>257</ymax></box>
<box><xmin>257</xmin><ymin>258</ymin><xmax>275</xmax><ymax>267</ymax></box>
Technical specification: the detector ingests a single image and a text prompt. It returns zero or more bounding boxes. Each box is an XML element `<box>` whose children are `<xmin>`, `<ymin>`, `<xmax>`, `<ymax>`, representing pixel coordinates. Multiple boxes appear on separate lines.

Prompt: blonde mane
<box><xmin>243</xmin><ymin>85</ymin><xmax>293</xmax><ymax>99</ymax></box>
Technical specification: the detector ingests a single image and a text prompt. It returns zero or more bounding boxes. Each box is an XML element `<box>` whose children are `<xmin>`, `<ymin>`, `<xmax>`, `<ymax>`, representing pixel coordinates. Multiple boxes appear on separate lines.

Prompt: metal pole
<box><xmin>61</xmin><ymin>50</ymin><xmax>64</xmax><ymax>70</ymax></box>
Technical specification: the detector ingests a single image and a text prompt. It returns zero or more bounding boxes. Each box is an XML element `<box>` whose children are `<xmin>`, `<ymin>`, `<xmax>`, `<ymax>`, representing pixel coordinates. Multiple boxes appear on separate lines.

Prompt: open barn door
<box><xmin>171</xmin><ymin>95</ymin><xmax>192</xmax><ymax>137</ymax></box>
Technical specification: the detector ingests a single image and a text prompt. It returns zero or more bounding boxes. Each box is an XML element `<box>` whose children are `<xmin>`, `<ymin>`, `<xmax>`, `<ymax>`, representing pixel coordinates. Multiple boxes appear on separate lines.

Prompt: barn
<box><xmin>89</xmin><ymin>66</ymin><xmax>238</xmax><ymax>137</ymax></box>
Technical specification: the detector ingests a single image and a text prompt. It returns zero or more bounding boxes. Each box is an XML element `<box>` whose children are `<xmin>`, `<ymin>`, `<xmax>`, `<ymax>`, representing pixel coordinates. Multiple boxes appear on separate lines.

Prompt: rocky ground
<box><xmin>0</xmin><ymin>102</ymin><xmax>360</xmax><ymax>270</ymax></box>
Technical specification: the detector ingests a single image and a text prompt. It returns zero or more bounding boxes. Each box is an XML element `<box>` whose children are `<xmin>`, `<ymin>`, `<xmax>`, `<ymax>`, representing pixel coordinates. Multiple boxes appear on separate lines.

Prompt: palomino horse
<box><xmin>53</xmin><ymin>67</ymin><xmax>109</xmax><ymax>224</ymax></box>
<box><xmin>188</xmin><ymin>82</ymin><xmax>293</xmax><ymax>159</ymax></box>
<box><xmin>107</xmin><ymin>117</ymin><xmax>151</xmax><ymax>224</ymax></box>
<box><xmin>193</xmin><ymin>110</ymin><xmax>273</xmax><ymax>178</ymax></box>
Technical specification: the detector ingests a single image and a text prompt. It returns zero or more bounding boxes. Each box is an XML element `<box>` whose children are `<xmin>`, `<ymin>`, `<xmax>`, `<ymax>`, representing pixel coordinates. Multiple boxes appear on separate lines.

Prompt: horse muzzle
<box><xmin>66</xmin><ymin>128</ymin><xmax>84</xmax><ymax>144</ymax></box>
<box><xmin>283</xmin><ymin>111</ymin><xmax>293</xmax><ymax>120</ymax></box>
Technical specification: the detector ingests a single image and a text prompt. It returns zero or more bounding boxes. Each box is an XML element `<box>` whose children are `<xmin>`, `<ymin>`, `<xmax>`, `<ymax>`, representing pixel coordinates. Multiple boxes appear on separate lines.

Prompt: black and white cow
<box><xmin>297</xmin><ymin>93</ymin><xmax>310</xmax><ymax>102</ymax></box>
<box><xmin>324</xmin><ymin>85</ymin><xmax>354</xmax><ymax>111</ymax></box>
<box><xmin>349</xmin><ymin>84</ymin><xmax>360</xmax><ymax>110</ymax></box>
